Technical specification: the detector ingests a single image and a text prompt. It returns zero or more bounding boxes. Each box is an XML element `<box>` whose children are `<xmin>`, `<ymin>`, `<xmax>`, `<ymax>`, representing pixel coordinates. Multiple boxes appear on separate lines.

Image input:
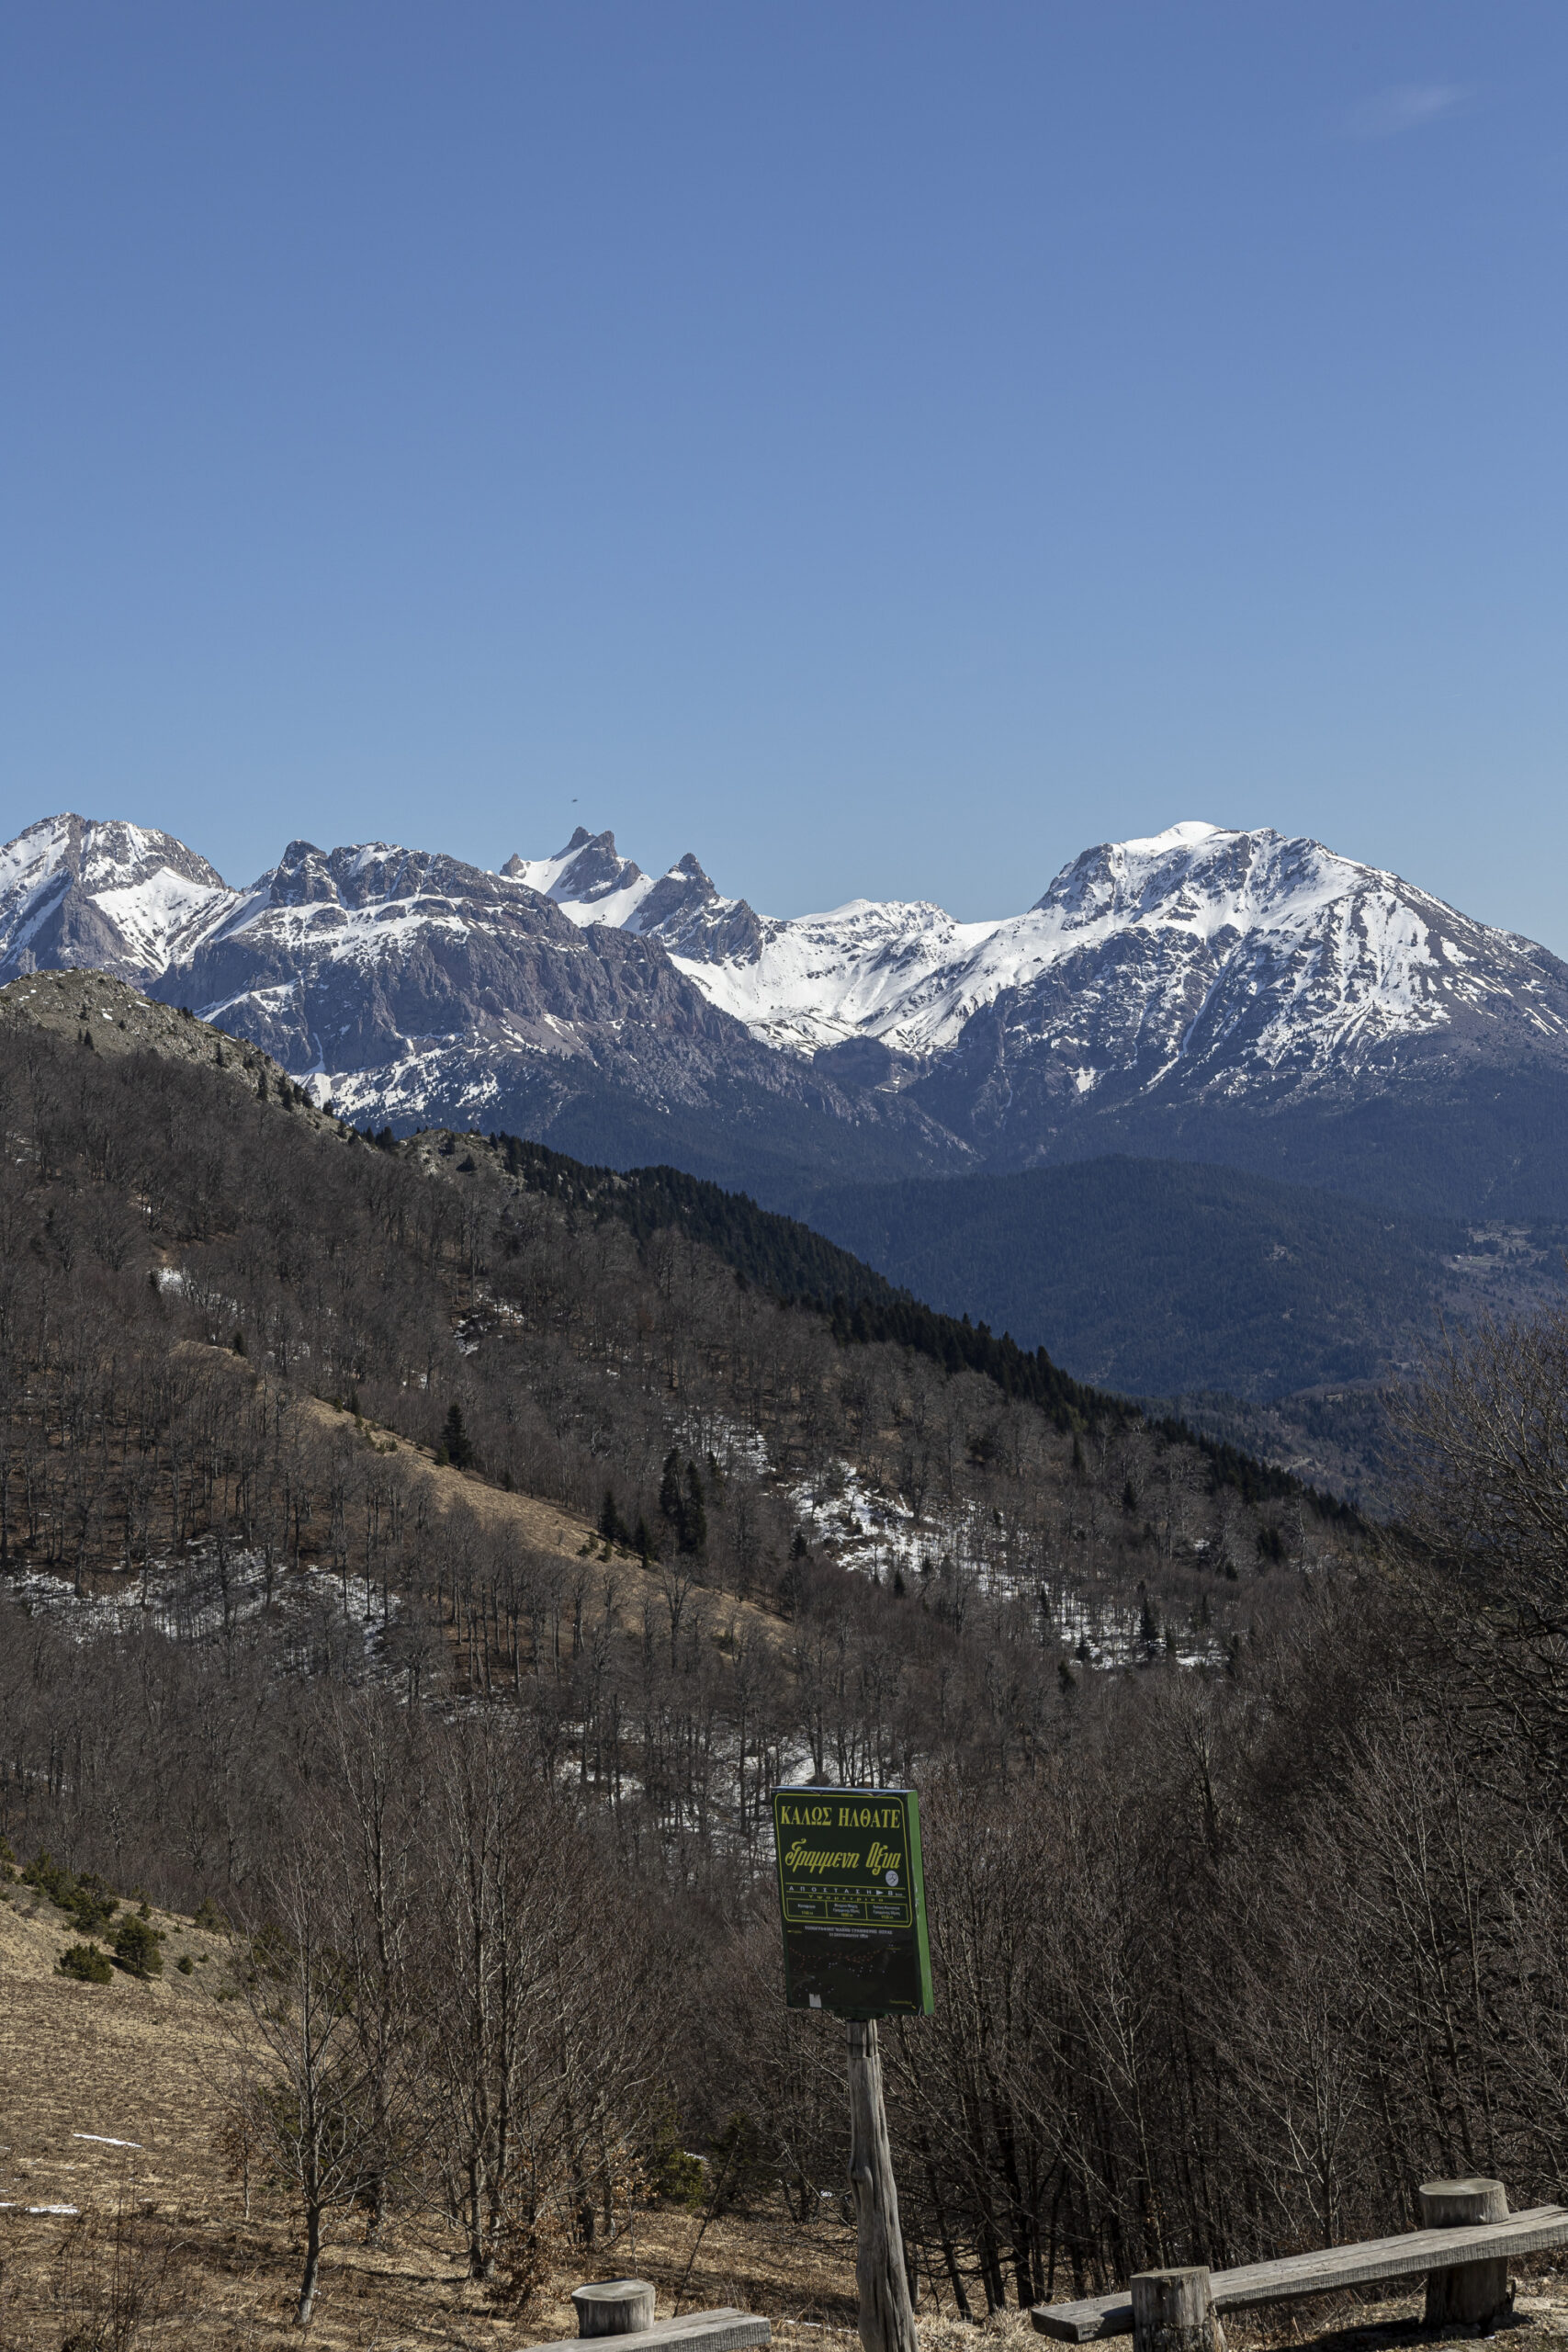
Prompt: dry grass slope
<box><xmin>0</xmin><ymin>1883</ymin><xmax>864</xmax><ymax>2350</ymax></box>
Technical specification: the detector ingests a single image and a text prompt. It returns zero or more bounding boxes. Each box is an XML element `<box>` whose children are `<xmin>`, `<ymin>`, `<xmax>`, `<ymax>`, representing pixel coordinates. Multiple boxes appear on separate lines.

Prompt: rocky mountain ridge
<box><xmin>2</xmin><ymin>808</ymin><xmax>1565</xmax><ymax>1216</ymax></box>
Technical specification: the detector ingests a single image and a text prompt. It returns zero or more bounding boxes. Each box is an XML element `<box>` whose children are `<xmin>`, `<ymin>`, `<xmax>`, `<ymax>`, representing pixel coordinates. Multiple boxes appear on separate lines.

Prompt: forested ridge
<box><xmin>482</xmin><ymin>1135</ymin><xmax>1344</xmax><ymax>1515</ymax></box>
<box><xmin>2</xmin><ymin>968</ymin><xmax>1566</xmax><ymax>2336</ymax></box>
<box><xmin>810</xmin><ymin>1157</ymin><xmax>1568</xmax><ymax>1403</ymax></box>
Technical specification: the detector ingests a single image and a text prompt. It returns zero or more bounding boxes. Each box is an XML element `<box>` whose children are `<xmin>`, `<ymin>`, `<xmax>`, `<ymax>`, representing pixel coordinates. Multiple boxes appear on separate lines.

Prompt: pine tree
<box><xmin>113</xmin><ymin>1914</ymin><xmax>164</xmax><ymax>1978</ymax></box>
<box><xmin>682</xmin><ymin>1461</ymin><xmax>707</xmax><ymax>1555</ymax></box>
<box><xmin>658</xmin><ymin>1449</ymin><xmax>682</xmax><ymax>1531</ymax></box>
<box><xmin>59</xmin><ymin>1941</ymin><xmax>113</xmax><ymax>1983</ymax></box>
<box><xmin>443</xmin><ymin>1403</ymin><xmax>474</xmax><ymax>1470</ymax></box>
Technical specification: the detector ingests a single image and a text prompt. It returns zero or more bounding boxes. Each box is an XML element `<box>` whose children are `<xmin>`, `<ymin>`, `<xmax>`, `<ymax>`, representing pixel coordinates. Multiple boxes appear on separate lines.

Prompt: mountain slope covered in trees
<box><xmin>0</xmin><ymin>966</ymin><xmax>1337</xmax><ymax>1662</ymax></box>
<box><xmin>809</xmin><ymin>1157</ymin><xmax>1568</xmax><ymax>1401</ymax></box>
<box><xmin>3</xmin><ymin>963</ymin><xmax>1568</xmax><ymax>2344</ymax></box>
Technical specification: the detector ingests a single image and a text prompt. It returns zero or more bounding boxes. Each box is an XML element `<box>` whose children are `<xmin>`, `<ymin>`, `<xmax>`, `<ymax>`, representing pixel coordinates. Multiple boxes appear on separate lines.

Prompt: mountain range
<box><xmin>6</xmin><ymin>803</ymin><xmax>1567</xmax><ymax>1494</ymax></box>
<box><xmin>4</xmin><ymin>808</ymin><xmax>1567</xmax><ymax>1223</ymax></box>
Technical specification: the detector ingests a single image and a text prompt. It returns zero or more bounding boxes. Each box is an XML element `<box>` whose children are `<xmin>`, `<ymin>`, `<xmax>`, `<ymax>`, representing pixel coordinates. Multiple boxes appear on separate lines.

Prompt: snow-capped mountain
<box><xmin>658</xmin><ymin>817</ymin><xmax>1568</xmax><ymax>1082</ymax></box>
<box><xmin>2</xmin><ymin>808</ymin><xmax>1566</xmax><ymax>1218</ymax></box>
<box><xmin>494</xmin><ymin>817</ymin><xmax>1568</xmax><ymax>1109</ymax></box>
<box><xmin>0</xmin><ymin>815</ymin><xmax>235</xmax><ymax>981</ymax></box>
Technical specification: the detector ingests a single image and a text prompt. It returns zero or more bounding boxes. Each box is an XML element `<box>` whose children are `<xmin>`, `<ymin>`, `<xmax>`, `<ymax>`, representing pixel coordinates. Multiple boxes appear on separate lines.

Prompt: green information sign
<box><xmin>772</xmin><ymin>1786</ymin><xmax>934</xmax><ymax>2020</ymax></box>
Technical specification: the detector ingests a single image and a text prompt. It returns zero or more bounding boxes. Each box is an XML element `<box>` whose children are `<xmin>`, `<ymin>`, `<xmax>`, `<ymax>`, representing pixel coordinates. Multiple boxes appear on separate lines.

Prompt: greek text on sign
<box><xmin>772</xmin><ymin>1787</ymin><xmax>934</xmax><ymax>2020</ymax></box>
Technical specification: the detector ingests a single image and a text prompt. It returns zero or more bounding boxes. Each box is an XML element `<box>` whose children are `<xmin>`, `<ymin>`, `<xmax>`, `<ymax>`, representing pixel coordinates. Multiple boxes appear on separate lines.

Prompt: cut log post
<box><xmin>846</xmin><ymin>2019</ymin><xmax>919</xmax><ymax>2352</ymax></box>
<box><xmin>1419</xmin><ymin>2179</ymin><xmax>1511</xmax><ymax>2331</ymax></box>
<box><xmin>574</xmin><ymin>2281</ymin><xmax>659</xmax><ymax>2337</ymax></box>
<box><xmin>1129</xmin><ymin>2268</ymin><xmax>1224</xmax><ymax>2352</ymax></box>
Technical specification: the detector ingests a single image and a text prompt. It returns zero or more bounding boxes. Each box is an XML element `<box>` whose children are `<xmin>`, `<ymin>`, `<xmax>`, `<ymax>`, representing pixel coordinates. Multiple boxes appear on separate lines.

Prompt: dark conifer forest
<box><xmin>3</xmin><ymin>969</ymin><xmax>1567</xmax><ymax>2317</ymax></box>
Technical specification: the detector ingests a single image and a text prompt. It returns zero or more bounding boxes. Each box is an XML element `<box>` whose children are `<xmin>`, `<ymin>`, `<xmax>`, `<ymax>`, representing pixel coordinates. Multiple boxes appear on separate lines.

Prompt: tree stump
<box><xmin>573</xmin><ymin>2280</ymin><xmax>658</xmax><ymax>2337</ymax></box>
<box><xmin>846</xmin><ymin>2020</ymin><xmax>919</xmax><ymax>2352</ymax></box>
<box><xmin>1419</xmin><ymin>2179</ymin><xmax>1511</xmax><ymax>2331</ymax></box>
<box><xmin>1130</xmin><ymin>2267</ymin><xmax>1224</xmax><ymax>2352</ymax></box>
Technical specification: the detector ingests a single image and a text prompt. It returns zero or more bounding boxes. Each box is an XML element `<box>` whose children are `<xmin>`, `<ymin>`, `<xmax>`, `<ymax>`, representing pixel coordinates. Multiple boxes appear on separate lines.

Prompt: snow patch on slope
<box><xmin>673</xmin><ymin>899</ymin><xmax>1004</xmax><ymax>1056</ymax></box>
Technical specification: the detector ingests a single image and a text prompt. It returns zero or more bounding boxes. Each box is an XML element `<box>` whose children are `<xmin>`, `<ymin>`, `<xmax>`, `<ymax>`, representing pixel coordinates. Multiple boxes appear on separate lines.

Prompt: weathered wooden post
<box><xmin>1129</xmin><ymin>2267</ymin><xmax>1224</xmax><ymax>2352</ymax></box>
<box><xmin>772</xmin><ymin>1787</ymin><xmax>935</xmax><ymax>2352</ymax></box>
<box><xmin>573</xmin><ymin>2280</ymin><xmax>658</xmax><ymax>2337</ymax></box>
<box><xmin>848</xmin><ymin>2019</ymin><xmax>920</xmax><ymax>2352</ymax></box>
<box><xmin>1419</xmin><ymin>2177</ymin><xmax>1512</xmax><ymax>2329</ymax></box>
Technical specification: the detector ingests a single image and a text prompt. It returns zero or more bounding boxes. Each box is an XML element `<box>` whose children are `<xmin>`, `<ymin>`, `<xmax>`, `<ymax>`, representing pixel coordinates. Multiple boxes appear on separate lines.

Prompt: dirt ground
<box><xmin>5</xmin><ymin>1883</ymin><xmax>1568</xmax><ymax>2351</ymax></box>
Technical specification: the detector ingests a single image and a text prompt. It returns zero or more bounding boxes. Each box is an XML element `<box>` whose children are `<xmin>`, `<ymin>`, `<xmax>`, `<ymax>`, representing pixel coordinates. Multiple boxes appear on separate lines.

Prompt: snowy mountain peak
<box><xmin>502</xmin><ymin>828</ymin><xmax>654</xmax><ymax>926</ymax></box>
<box><xmin>0</xmin><ymin>813</ymin><xmax>234</xmax><ymax>982</ymax></box>
<box><xmin>1120</xmin><ymin>819</ymin><xmax>1224</xmax><ymax>855</ymax></box>
<box><xmin>499</xmin><ymin>831</ymin><xmax>764</xmax><ymax>956</ymax></box>
<box><xmin>259</xmin><ymin>839</ymin><xmax>500</xmax><ymax>911</ymax></box>
<box><xmin>644</xmin><ymin>817</ymin><xmax>1568</xmax><ymax>1082</ymax></box>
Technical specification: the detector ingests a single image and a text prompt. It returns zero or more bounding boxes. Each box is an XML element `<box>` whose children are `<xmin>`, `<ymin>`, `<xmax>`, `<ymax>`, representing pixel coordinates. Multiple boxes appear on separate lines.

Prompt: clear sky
<box><xmin>3</xmin><ymin>4</ymin><xmax>1565</xmax><ymax>943</ymax></box>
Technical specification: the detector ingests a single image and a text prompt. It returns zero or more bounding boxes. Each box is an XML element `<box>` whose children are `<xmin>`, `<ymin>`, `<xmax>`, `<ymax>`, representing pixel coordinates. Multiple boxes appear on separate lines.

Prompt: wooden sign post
<box><xmin>773</xmin><ymin>1788</ymin><xmax>932</xmax><ymax>2352</ymax></box>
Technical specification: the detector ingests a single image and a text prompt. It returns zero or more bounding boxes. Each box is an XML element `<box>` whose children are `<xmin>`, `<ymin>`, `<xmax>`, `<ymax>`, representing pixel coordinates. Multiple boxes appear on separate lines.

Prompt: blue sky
<box><xmin>3</xmin><ymin>4</ymin><xmax>1565</xmax><ymax>942</ymax></box>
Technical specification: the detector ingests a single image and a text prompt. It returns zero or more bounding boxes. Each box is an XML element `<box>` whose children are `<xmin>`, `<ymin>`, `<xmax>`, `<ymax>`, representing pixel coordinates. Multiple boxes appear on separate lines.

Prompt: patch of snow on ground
<box><xmin>6</xmin><ymin>1546</ymin><xmax>401</xmax><ymax>1669</ymax></box>
<box><xmin>786</xmin><ymin>1458</ymin><xmax>1224</xmax><ymax>1667</ymax></box>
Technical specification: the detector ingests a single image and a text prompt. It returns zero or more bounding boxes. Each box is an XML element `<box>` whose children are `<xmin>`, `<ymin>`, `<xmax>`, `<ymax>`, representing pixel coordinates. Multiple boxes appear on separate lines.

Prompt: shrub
<box><xmin>22</xmin><ymin>1849</ymin><xmax>74</xmax><ymax>1907</ymax></box>
<box><xmin>59</xmin><ymin>1942</ymin><xmax>113</xmax><ymax>1984</ymax></box>
<box><xmin>21</xmin><ymin>1850</ymin><xmax>118</xmax><ymax>1935</ymax></box>
<box><xmin>192</xmin><ymin>1895</ymin><xmax>228</xmax><ymax>1933</ymax></box>
<box><xmin>668</xmin><ymin>2146</ymin><xmax>706</xmax><ymax>2209</ymax></box>
<box><xmin>706</xmin><ymin>2111</ymin><xmax>772</xmax><ymax>2213</ymax></box>
<box><xmin>637</xmin><ymin>2109</ymin><xmax>705</xmax><ymax>2211</ymax></box>
<box><xmin>113</xmin><ymin>1916</ymin><xmax>164</xmax><ymax>1979</ymax></box>
<box><xmin>69</xmin><ymin>1873</ymin><xmax>119</xmax><ymax>1936</ymax></box>
<box><xmin>176</xmin><ymin>1954</ymin><xmax>194</xmax><ymax>1974</ymax></box>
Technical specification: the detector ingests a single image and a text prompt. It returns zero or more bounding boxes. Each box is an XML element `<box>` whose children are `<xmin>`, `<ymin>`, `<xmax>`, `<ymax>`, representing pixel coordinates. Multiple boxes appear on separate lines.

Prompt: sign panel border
<box><xmin>772</xmin><ymin>1784</ymin><xmax>934</xmax><ymax>2021</ymax></box>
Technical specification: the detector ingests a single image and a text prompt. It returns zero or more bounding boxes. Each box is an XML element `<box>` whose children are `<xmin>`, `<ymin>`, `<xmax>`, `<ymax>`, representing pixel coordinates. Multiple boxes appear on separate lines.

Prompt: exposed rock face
<box><xmin>2</xmin><ymin>809</ymin><xmax>1566</xmax><ymax>1215</ymax></box>
<box><xmin>632</xmin><ymin>854</ymin><xmax>767</xmax><ymax>961</ymax></box>
<box><xmin>502</xmin><ymin>830</ymin><xmax>767</xmax><ymax>959</ymax></box>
